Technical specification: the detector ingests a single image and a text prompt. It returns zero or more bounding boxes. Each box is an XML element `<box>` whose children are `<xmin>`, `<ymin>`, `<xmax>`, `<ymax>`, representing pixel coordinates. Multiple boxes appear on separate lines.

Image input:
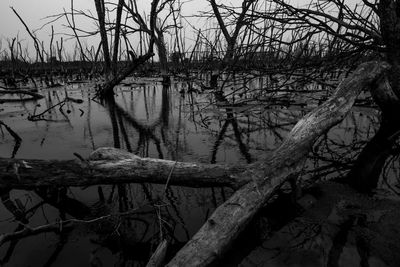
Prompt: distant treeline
<box><xmin>0</xmin><ymin>49</ymin><xmax>377</xmax><ymax>79</ymax></box>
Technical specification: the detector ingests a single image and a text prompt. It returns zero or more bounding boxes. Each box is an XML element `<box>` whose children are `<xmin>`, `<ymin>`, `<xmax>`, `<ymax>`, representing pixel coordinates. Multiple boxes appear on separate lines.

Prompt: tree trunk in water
<box><xmin>223</xmin><ymin>41</ymin><xmax>235</xmax><ymax>64</ymax></box>
<box><xmin>166</xmin><ymin>61</ymin><xmax>389</xmax><ymax>266</ymax></box>
<box><xmin>112</xmin><ymin>0</ymin><xmax>125</xmax><ymax>75</ymax></box>
<box><xmin>0</xmin><ymin>147</ymin><xmax>249</xmax><ymax>189</ymax></box>
<box><xmin>347</xmin><ymin>119</ymin><xmax>400</xmax><ymax>192</ymax></box>
<box><xmin>97</xmin><ymin>53</ymin><xmax>154</xmax><ymax>98</ymax></box>
<box><xmin>94</xmin><ymin>0</ymin><xmax>111</xmax><ymax>75</ymax></box>
<box><xmin>347</xmin><ymin>70</ymin><xmax>400</xmax><ymax>192</ymax></box>
<box><xmin>155</xmin><ymin>30</ymin><xmax>168</xmax><ymax>76</ymax></box>
<box><xmin>379</xmin><ymin>0</ymin><xmax>400</xmax><ymax>100</ymax></box>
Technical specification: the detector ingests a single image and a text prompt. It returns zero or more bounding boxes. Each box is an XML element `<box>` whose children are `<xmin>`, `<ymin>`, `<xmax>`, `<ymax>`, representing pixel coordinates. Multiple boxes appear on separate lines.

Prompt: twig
<box><xmin>10</xmin><ymin>7</ymin><xmax>44</xmax><ymax>63</ymax></box>
<box><xmin>163</xmin><ymin>161</ymin><xmax>177</xmax><ymax>193</ymax></box>
<box><xmin>0</xmin><ymin>206</ymin><xmax>145</xmax><ymax>246</ymax></box>
<box><xmin>0</xmin><ymin>121</ymin><xmax>22</xmax><ymax>143</ymax></box>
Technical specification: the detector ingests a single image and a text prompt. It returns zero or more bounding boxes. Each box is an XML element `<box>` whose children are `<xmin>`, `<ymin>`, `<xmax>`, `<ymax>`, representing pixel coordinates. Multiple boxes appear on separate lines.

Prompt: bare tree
<box><xmin>205</xmin><ymin>0</ymin><xmax>256</xmax><ymax>63</ymax></box>
<box><xmin>90</xmin><ymin>0</ymin><xmax>170</xmax><ymax>97</ymax></box>
<box><xmin>123</xmin><ymin>0</ymin><xmax>177</xmax><ymax>76</ymax></box>
<box><xmin>253</xmin><ymin>0</ymin><xmax>399</xmax><ymax>100</ymax></box>
<box><xmin>247</xmin><ymin>0</ymin><xmax>400</xmax><ymax>192</ymax></box>
<box><xmin>10</xmin><ymin>7</ymin><xmax>44</xmax><ymax>63</ymax></box>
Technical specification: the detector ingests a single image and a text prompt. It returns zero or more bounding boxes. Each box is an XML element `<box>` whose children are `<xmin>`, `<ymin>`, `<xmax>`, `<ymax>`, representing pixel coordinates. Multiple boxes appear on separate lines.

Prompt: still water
<box><xmin>0</xmin><ymin>75</ymin><xmax>395</xmax><ymax>266</ymax></box>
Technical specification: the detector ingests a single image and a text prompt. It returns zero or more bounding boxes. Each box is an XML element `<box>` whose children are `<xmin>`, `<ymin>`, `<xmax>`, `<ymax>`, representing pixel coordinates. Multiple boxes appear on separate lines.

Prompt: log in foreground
<box><xmin>166</xmin><ymin>61</ymin><xmax>389</xmax><ymax>266</ymax></box>
<box><xmin>0</xmin><ymin>147</ymin><xmax>249</xmax><ymax>189</ymax></box>
<box><xmin>146</xmin><ymin>239</ymin><xmax>168</xmax><ymax>267</ymax></box>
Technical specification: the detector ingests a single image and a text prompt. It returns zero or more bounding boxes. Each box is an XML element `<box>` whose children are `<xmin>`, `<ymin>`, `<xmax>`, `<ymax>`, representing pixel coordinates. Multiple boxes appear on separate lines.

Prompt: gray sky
<box><xmin>0</xmin><ymin>0</ymin><xmax>362</xmax><ymax>60</ymax></box>
<box><xmin>0</xmin><ymin>0</ymin><xmax>94</xmax><ymax>57</ymax></box>
<box><xmin>0</xmin><ymin>0</ymin><xmax>208</xmax><ymax>58</ymax></box>
<box><xmin>0</xmin><ymin>0</ymin><xmax>92</xmax><ymax>38</ymax></box>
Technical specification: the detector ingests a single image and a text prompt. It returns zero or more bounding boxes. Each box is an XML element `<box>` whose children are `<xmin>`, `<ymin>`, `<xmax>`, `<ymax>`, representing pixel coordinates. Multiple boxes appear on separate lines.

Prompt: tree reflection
<box><xmin>1</xmin><ymin>75</ymin><xmax>400</xmax><ymax>265</ymax></box>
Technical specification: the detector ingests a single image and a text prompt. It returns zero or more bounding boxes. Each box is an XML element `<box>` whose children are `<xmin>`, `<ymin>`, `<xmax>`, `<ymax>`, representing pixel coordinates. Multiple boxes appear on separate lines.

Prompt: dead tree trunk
<box><xmin>347</xmin><ymin>72</ymin><xmax>400</xmax><ymax>192</ymax></box>
<box><xmin>96</xmin><ymin>0</ymin><xmax>161</xmax><ymax>98</ymax></box>
<box><xmin>0</xmin><ymin>147</ymin><xmax>249</xmax><ymax>189</ymax></box>
<box><xmin>97</xmin><ymin>53</ymin><xmax>154</xmax><ymax>98</ymax></box>
<box><xmin>94</xmin><ymin>0</ymin><xmax>111</xmax><ymax>75</ymax></box>
<box><xmin>155</xmin><ymin>29</ymin><xmax>168</xmax><ymax>76</ymax></box>
<box><xmin>379</xmin><ymin>0</ymin><xmax>400</xmax><ymax>101</ymax></box>
<box><xmin>209</xmin><ymin>0</ymin><xmax>254</xmax><ymax>64</ymax></box>
<box><xmin>165</xmin><ymin>61</ymin><xmax>389</xmax><ymax>266</ymax></box>
<box><xmin>0</xmin><ymin>61</ymin><xmax>389</xmax><ymax>265</ymax></box>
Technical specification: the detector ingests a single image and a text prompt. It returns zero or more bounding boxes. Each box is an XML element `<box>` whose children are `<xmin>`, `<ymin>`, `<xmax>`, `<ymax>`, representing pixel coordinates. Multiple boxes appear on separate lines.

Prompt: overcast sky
<box><xmin>0</xmin><ymin>0</ymin><xmax>361</xmax><ymax>59</ymax></box>
<box><xmin>0</xmin><ymin>1</ymin><xmax>92</xmax><ymax>38</ymax></box>
<box><xmin>0</xmin><ymin>0</ymin><xmax>210</xmax><ymax>57</ymax></box>
<box><xmin>0</xmin><ymin>0</ymin><xmax>93</xmax><ymax>56</ymax></box>
<box><xmin>0</xmin><ymin>0</ymin><xmax>205</xmax><ymax>38</ymax></box>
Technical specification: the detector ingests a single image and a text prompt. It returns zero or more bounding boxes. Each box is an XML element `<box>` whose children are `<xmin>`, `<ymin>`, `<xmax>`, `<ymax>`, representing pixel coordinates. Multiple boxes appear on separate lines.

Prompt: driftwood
<box><xmin>0</xmin><ymin>147</ymin><xmax>249</xmax><ymax>189</ymax></box>
<box><xmin>0</xmin><ymin>61</ymin><xmax>389</xmax><ymax>266</ymax></box>
<box><xmin>146</xmin><ymin>239</ymin><xmax>168</xmax><ymax>267</ymax></box>
<box><xmin>165</xmin><ymin>61</ymin><xmax>389</xmax><ymax>266</ymax></box>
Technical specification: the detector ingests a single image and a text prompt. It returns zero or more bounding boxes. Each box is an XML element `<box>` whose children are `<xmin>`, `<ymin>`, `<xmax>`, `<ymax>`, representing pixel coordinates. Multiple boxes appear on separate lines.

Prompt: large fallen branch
<box><xmin>0</xmin><ymin>147</ymin><xmax>249</xmax><ymax>189</ymax></box>
<box><xmin>166</xmin><ymin>61</ymin><xmax>389</xmax><ymax>266</ymax></box>
<box><xmin>0</xmin><ymin>61</ymin><xmax>389</xmax><ymax>265</ymax></box>
<box><xmin>146</xmin><ymin>239</ymin><xmax>168</xmax><ymax>267</ymax></box>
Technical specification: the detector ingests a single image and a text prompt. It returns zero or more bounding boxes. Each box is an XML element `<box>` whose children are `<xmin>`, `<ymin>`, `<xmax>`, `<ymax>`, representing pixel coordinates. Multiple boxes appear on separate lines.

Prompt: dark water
<box><xmin>0</xmin><ymin>75</ymin><xmax>397</xmax><ymax>266</ymax></box>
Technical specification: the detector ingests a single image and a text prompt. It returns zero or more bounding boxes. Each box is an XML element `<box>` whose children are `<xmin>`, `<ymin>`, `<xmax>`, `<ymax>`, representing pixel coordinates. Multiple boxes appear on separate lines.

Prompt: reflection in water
<box><xmin>0</xmin><ymin>121</ymin><xmax>21</xmax><ymax>158</ymax></box>
<box><xmin>0</xmin><ymin>75</ymin><xmax>399</xmax><ymax>265</ymax></box>
<box><xmin>347</xmin><ymin>120</ymin><xmax>400</xmax><ymax>193</ymax></box>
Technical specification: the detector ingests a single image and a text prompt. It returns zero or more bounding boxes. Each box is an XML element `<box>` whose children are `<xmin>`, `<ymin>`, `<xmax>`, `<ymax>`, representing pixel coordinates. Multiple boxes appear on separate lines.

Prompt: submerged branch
<box><xmin>0</xmin><ymin>89</ymin><xmax>44</xmax><ymax>102</ymax></box>
<box><xmin>166</xmin><ymin>61</ymin><xmax>389</xmax><ymax>266</ymax></box>
<box><xmin>0</xmin><ymin>205</ymin><xmax>144</xmax><ymax>246</ymax></box>
<box><xmin>0</xmin><ymin>121</ymin><xmax>22</xmax><ymax>143</ymax></box>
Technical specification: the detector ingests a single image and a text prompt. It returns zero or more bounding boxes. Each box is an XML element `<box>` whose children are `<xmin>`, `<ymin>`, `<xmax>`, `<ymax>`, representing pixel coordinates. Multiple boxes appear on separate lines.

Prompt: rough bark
<box><xmin>146</xmin><ymin>239</ymin><xmax>168</xmax><ymax>267</ymax></box>
<box><xmin>378</xmin><ymin>0</ymin><xmax>400</xmax><ymax>99</ymax></box>
<box><xmin>155</xmin><ymin>29</ymin><xmax>168</xmax><ymax>75</ymax></box>
<box><xmin>166</xmin><ymin>61</ymin><xmax>389</xmax><ymax>266</ymax></box>
<box><xmin>347</xmin><ymin>119</ymin><xmax>400</xmax><ymax>192</ymax></box>
<box><xmin>370</xmin><ymin>74</ymin><xmax>400</xmax><ymax>116</ymax></box>
<box><xmin>0</xmin><ymin>147</ymin><xmax>249</xmax><ymax>189</ymax></box>
<box><xmin>347</xmin><ymin>74</ymin><xmax>400</xmax><ymax>192</ymax></box>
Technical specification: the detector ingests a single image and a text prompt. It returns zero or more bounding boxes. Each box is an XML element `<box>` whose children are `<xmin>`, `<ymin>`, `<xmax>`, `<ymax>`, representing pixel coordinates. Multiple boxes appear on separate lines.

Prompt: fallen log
<box><xmin>166</xmin><ymin>61</ymin><xmax>389</xmax><ymax>266</ymax></box>
<box><xmin>146</xmin><ymin>239</ymin><xmax>168</xmax><ymax>267</ymax></box>
<box><xmin>0</xmin><ymin>147</ymin><xmax>249</xmax><ymax>189</ymax></box>
<box><xmin>0</xmin><ymin>89</ymin><xmax>43</xmax><ymax>102</ymax></box>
